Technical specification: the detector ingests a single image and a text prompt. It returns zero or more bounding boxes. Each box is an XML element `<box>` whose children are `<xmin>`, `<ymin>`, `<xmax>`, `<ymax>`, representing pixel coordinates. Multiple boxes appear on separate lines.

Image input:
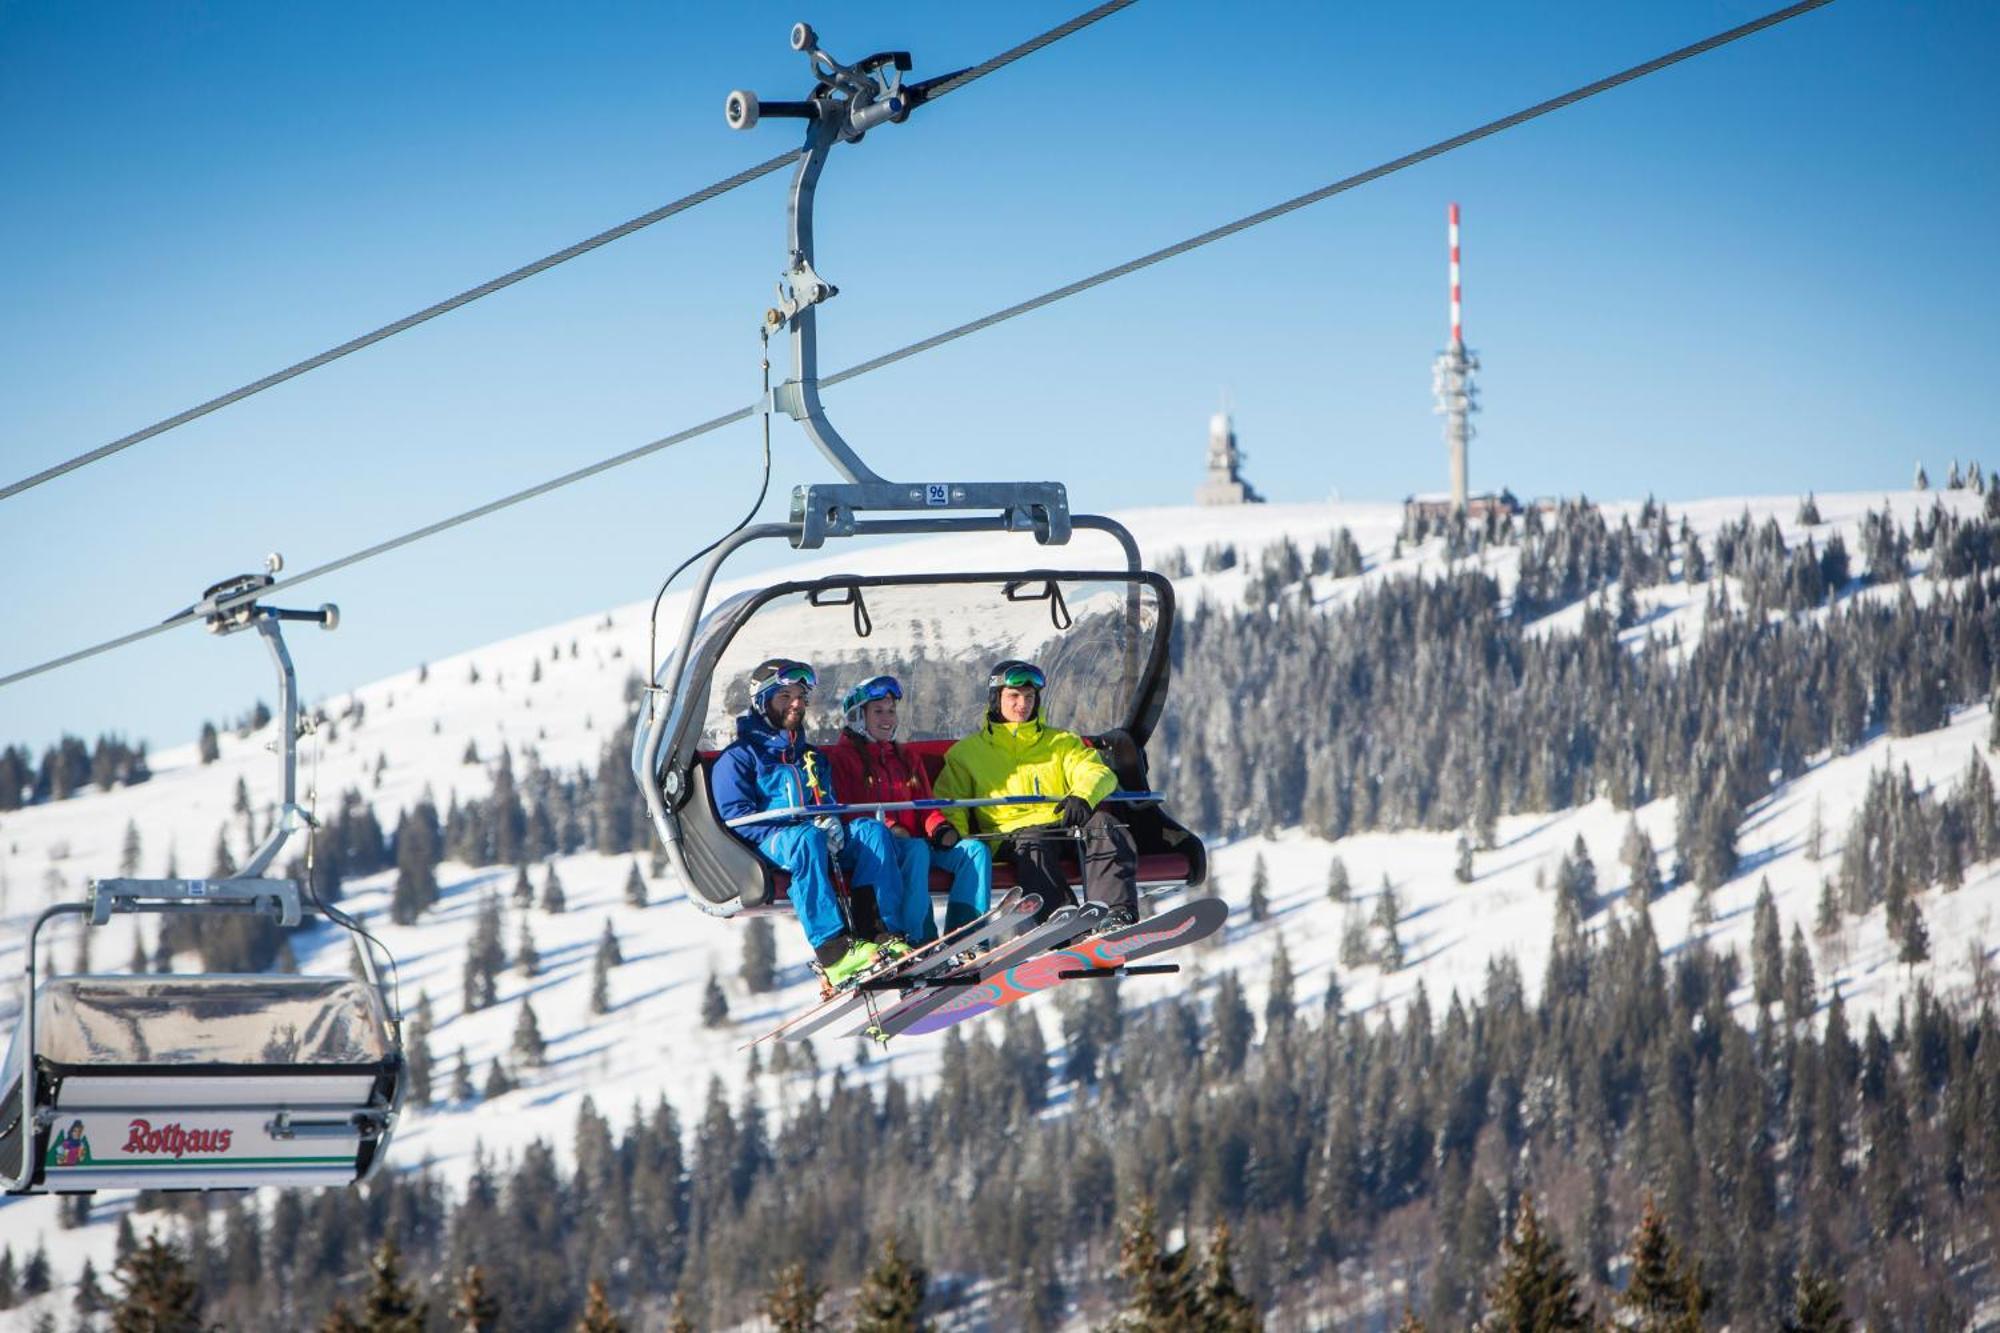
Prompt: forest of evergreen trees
<box><xmin>18</xmin><ymin>897</ymin><xmax>1995</xmax><ymax>1328</ymax></box>
<box><xmin>17</xmin><ymin>493</ymin><xmax>2000</xmax><ymax>1326</ymax></box>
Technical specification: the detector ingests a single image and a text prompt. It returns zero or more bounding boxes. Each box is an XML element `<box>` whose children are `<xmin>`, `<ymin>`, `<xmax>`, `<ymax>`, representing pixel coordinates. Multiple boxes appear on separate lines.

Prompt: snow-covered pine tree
<box><xmin>510</xmin><ymin>999</ymin><xmax>545</xmax><ymax>1067</ymax></box>
<box><xmin>701</xmin><ymin>974</ymin><xmax>729</xmax><ymax>1028</ymax></box>
<box><xmin>120</xmin><ymin>819</ymin><xmax>142</xmax><ymax>877</ymax></box>
<box><xmin>540</xmin><ymin>862</ymin><xmax>566</xmax><ymax>914</ymax></box>
<box><xmin>1248</xmin><ymin>854</ymin><xmax>1270</xmax><ymax>922</ymax></box>
<box><xmin>511</xmin><ymin>864</ymin><xmax>534</xmax><ymax>908</ymax></box>
<box><xmin>740</xmin><ymin>917</ymin><xmax>776</xmax><ymax>994</ymax></box>
<box><xmin>515</xmin><ymin>918</ymin><xmax>539</xmax><ymax>978</ymax></box>
<box><xmin>624</xmin><ymin>859</ymin><xmax>648</xmax><ymax>908</ymax></box>
<box><xmin>1454</xmin><ymin>832</ymin><xmax>1474</xmax><ymax>883</ymax></box>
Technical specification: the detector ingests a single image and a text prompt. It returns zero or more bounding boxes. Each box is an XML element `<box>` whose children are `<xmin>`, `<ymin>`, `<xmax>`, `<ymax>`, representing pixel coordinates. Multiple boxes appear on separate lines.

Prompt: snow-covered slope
<box><xmin>1</xmin><ymin>487</ymin><xmax>1994</xmax><ymax>1324</ymax></box>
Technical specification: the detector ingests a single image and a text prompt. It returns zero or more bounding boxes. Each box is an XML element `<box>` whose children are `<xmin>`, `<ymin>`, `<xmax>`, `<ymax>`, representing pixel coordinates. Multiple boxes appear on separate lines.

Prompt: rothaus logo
<box><xmin>123</xmin><ymin>1119</ymin><xmax>234</xmax><ymax>1159</ymax></box>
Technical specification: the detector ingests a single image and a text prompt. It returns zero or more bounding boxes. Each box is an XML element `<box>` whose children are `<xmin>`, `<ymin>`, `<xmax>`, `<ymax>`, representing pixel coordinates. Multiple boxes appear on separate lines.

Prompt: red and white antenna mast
<box><xmin>1431</xmin><ymin>201</ymin><xmax>1481</xmax><ymax>511</ymax></box>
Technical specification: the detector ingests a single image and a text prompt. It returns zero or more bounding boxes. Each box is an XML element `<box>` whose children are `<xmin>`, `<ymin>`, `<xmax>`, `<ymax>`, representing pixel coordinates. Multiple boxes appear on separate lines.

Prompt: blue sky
<box><xmin>1</xmin><ymin>0</ymin><xmax>1995</xmax><ymax>750</ymax></box>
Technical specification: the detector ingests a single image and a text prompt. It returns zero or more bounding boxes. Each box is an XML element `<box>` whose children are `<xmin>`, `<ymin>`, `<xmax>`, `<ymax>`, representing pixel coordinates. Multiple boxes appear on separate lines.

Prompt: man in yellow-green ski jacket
<box><xmin>934</xmin><ymin>659</ymin><xmax>1139</xmax><ymax>928</ymax></box>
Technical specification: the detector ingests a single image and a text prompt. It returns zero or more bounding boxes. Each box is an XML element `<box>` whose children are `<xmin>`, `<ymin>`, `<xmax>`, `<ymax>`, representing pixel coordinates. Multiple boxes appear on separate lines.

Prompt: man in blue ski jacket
<box><xmin>711</xmin><ymin>658</ymin><xmax>905</xmax><ymax>989</ymax></box>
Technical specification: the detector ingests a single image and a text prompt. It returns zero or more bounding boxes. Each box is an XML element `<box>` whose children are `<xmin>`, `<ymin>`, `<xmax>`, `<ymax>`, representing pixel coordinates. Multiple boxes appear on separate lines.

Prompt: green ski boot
<box><xmin>822</xmin><ymin>939</ymin><xmax>882</xmax><ymax>991</ymax></box>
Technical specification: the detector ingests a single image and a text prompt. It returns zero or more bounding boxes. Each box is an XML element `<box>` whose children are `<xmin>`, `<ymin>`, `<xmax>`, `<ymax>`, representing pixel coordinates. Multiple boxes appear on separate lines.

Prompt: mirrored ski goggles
<box><xmin>842</xmin><ymin>676</ymin><xmax>902</xmax><ymax>712</ymax></box>
<box><xmin>752</xmin><ymin>660</ymin><xmax>816</xmax><ymax>692</ymax></box>
<box><xmin>991</xmin><ymin>663</ymin><xmax>1045</xmax><ymax>691</ymax></box>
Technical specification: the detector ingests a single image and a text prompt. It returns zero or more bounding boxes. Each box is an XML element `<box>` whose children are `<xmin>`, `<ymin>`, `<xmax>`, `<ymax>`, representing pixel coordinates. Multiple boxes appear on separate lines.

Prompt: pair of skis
<box><xmin>742</xmin><ymin>889</ymin><xmax>1229</xmax><ymax>1048</ymax></box>
<box><xmin>857</xmin><ymin>894</ymin><xmax>1229</xmax><ymax>1042</ymax></box>
<box><xmin>741</xmin><ymin>888</ymin><xmax>1041</xmax><ymax>1049</ymax></box>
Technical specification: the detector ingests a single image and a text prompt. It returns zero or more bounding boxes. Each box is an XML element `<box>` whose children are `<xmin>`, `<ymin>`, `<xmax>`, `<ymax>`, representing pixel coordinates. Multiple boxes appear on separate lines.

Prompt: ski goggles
<box><xmin>751</xmin><ymin>660</ymin><xmax>816</xmax><ymax>693</ymax></box>
<box><xmin>842</xmin><ymin>675</ymin><xmax>902</xmax><ymax>713</ymax></box>
<box><xmin>990</xmin><ymin>662</ymin><xmax>1045</xmax><ymax>691</ymax></box>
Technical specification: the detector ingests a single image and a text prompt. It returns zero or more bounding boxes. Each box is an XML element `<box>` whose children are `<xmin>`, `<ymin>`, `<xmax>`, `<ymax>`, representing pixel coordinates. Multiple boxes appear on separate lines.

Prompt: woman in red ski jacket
<box><xmin>827</xmin><ymin>675</ymin><xmax>993</xmax><ymax>941</ymax></box>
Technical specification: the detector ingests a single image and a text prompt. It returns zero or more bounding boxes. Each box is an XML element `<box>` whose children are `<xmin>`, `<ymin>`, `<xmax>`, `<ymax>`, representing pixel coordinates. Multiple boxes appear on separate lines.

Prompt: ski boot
<box><xmin>872</xmin><ymin>935</ymin><xmax>916</xmax><ymax>965</ymax></box>
<box><xmin>817</xmin><ymin>939</ymin><xmax>883</xmax><ymax>994</ymax></box>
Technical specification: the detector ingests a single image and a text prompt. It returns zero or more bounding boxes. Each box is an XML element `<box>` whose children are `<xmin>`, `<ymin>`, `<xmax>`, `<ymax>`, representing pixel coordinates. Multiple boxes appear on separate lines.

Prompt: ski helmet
<box><xmin>987</xmin><ymin>659</ymin><xmax>1045</xmax><ymax>721</ymax></box>
<box><xmin>841</xmin><ymin>675</ymin><xmax>903</xmax><ymax>735</ymax></box>
<box><xmin>748</xmin><ymin>658</ymin><xmax>815</xmax><ymax>714</ymax></box>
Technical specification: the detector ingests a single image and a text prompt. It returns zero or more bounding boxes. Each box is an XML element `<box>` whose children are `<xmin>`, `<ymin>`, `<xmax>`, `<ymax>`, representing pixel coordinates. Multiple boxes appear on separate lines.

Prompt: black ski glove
<box><xmin>930</xmin><ymin>824</ymin><xmax>961</xmax><ymax>850</ymax></box>
<box><xmin>1057</xmin><ymin>795</ymin><xmax>1094</xmax><ymax>828</ymax></box>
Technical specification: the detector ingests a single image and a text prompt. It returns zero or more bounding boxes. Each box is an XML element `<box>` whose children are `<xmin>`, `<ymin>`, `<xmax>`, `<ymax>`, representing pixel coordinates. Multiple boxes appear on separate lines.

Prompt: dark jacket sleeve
<box><xmin>711</xmin><ymin>744</ymin><xmax>773</xmax><ymax>846</ymax></box>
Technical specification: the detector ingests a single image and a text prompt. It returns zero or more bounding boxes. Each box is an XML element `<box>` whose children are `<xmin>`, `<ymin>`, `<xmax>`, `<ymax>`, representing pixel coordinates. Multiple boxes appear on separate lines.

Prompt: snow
<box><xmin>1</xmin><ymin>486</ymin><xmax>1995</xmax><ymax>1322</ymax></box>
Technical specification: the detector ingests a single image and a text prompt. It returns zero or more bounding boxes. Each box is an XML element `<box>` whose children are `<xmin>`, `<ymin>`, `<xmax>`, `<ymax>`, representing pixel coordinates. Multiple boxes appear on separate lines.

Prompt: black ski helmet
<box><xmin>986</xmin><ymin>659</ymin><xmax>1046</xmax><ymax>722</ymax></box>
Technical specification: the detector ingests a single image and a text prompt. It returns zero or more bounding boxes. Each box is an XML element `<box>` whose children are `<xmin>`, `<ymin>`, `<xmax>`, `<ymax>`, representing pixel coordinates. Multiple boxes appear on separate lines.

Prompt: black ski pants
<box><xmin>1000</xmin><ymin>809</ymin><xmax>1138</xmax><ymax>920</ymax></box>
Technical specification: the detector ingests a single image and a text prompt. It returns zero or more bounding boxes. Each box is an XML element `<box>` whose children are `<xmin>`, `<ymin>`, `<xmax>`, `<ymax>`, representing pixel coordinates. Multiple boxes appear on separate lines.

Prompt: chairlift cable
<box><xmin>0</xmin><ymin>0</ymin><xmax>1139</xmax><ymax>506</ymax></box>
<box><xmin>0</xmin><ymin>0</ymin><xmax>1831</xmax><ymax>693</ymax></box>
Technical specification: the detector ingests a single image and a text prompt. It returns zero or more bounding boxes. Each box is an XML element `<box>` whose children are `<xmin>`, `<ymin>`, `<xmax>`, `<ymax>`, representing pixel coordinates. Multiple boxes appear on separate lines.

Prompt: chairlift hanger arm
<box><xmin>727</xmin><ymin>22</ymin><xmax>1069</xmax><ymax>545</ymax></box>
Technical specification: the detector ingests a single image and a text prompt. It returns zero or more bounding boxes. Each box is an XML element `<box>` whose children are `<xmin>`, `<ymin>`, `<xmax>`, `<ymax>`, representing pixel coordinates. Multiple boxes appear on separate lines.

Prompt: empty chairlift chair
<box><xmin>2</xmin><ymin>560</ymin><xmax>405</xmax><ymax>1194</ymax></box>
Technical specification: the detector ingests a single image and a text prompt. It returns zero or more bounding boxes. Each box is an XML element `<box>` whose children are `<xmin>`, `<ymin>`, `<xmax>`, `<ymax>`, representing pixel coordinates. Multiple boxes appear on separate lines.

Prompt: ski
<box><xmin>845</xmin><ymin>903</ymin><xmax>1111</xmax><ymax>1042</ymax></box>
<box><xmin>884</xmin><ymin>895</ymin><xmax>1230</xmax><ymax>1040</ymax></box>
<box><xmin>740</xmin><ymin>889</ymin><xmax>1039</xmax><ymax>1048</ymax></box>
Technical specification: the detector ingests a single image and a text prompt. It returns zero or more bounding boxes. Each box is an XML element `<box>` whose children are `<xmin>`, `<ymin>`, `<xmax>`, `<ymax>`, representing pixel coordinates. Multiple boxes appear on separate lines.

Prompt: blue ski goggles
<box><xmin>841</xmin><ymin>675</ymin><xmax>902</xmax><ymax>714</ymax></box>
<box><xmin>989</xmin><ymin>662</ymin><xmax>1045</xmax><ymax>691</ymax></box>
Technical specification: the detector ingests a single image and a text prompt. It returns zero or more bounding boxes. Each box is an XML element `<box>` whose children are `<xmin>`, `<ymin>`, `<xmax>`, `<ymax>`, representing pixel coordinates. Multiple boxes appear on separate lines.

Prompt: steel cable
<box><xmin>0</xmin><ymin>0</ymin><xmax>1138</xmax><ymax>505</ymax></box>
<box><xmin>0</xmin><ymin>0</ymin><xmax>1831</xmax><ymax>691</ymax></box>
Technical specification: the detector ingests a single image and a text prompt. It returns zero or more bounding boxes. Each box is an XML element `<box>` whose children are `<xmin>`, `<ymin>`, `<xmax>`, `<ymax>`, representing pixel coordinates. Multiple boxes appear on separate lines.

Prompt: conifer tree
<box><xmin>0</xmin><ymin>1244</ymin><xmax>13</xmax><ymax>1309</ymax></box>
<box><xmin>1264</xmin><ymin>935</ymin><xmax>1295</xmax><ymax>1036</ymax></box>
<box><xmin>511</xmin><ymin>864</ymin><xmax>534</xmax><ymax>909</ymax></box>
<box><xmin>1248</xmin><ymin>854</ymin><xmax>1271</xmax><ymax>922</ymax></box>
<box><xmin>1481</xmin><ymin>1194</ymin><xmax>1591</xmax><ymax>1332</ymax></box>
<box><xmin>759</xmin><ymin>1263</ymin><xmax>828</xmax><ymax>1333</ymax></box>
<box><xmin>1339</xmin><ymin>905</ymin><xmax>1369</xmax><ymax>968</ymax></box>
<box><xmin>1898</xmin><ymin>902</ymin><xmax>1930</xmax><ymax>968</ymax></box>
<box><xmin>198</xmin><ymin>722</ymin><xmax>220</xmax><ymax>764</ymax></box>
<box><xmin>128</xmin><ymin>926</ymin><xmax>148</xmax><ymax>976</ymax></box>
<box><xmin>1373</xmin><ymin>877</ymin><xmax>1404</xmax><ymax>970</ymax></box>
<box><xmin>462</xmin><ymin>895</ymin><xmax>505</xmax><ymax>1012</ymax></box>
<box><xmin>1814</xmin><ymin>877</ymin><xmax>1841</xmax><ymax>940</ymax></box>
<box><xmin>623</xmin><ymin>860</ymin><xmax>648</xmax><ymax>908</ymax></box>
<box><xmin>1786</xmin><ymin>1266</ymin><xmax>1852</xmax><ymax>1332</ymax></box>
<box><xmin>1621</xmin><ymin>819</ymin><xmax>1661</xmax><ymax>902</ymax></box>
<box><xmin>740</xmin><ymin>916</ymin><xmax>777</xmax><ymax>994</ymax></box>
<box><xmin>73</xmin><ymin>1256</ymin><xmax>105</xmax><ymax>1314</ymax></box>
<box><xmin>511</xmin><ymin>998</ymin><xmax>546</xmax><ymax>1067</ymax></box>
<box><xmin>1326</xmin><ymin>856</ymin><xmax>1351</xmax><ymax>903</ymax></box>
<box><xmin>405</xmin><ymin>992</ymin><xmax>434</xmax><ymax>1107</ymax></box>
<box><xmin>209</xmin><ymin>824</ymin><xmax>237</xmax><ymax>879</ymax></box>
<box><xmin>358</xmin><ymin>1237</ymin><xmax>425</xmax><ymax>1333</ymax></box>
<box><xmin>515</xmin><ymin>918</ymin><xmax>539</xmax><ymax>978</ymax></box>
<box><xmin>1116</xmin><ymin>1198</ymin><xmax>1199</xmax><ymax>1327</ymax></box>
<box><xmin>120</xmin><ymin>820</ymin><xmax>142</xmax><ymax>878</ymax></box>
<box><xmin>1616</xmin><ymin>1195</ymin><xmax>1705</xmax><ymax>1332</ymax></box>
<box><xmin>1752</xmin><ymin>880</ymin><xmax>1783</xmax><ymax>1009</ymax></box>
<box><xmin>1194</xmin><ymin>1222</ymin><xmax>1261</xmax><ymax>1331</ymax></box>
<box><xmin>1784</xmin><ymin>924</ymin><xmax>1817</xmax><ymax>1026</ymax></box>
<box><xmin>589</xmin><ymin>946</ymin><xmax>613</xmax><ymax>1016</ymax></box>
<box><xmin>574</xmin><ymin>1278</ymin><xmax>625</xmax><ymax>1333</ymax></box>
<box><xmin>450</xmin><ymin>1047</ymin><xmax>472</xmax><ymax>1102</ymax></box>
<box><xmin>701</xmin><ymin>973</ymin><xmax>729</xmax><ymax>1028</ymax></box>
<box><xmin>21</xmin><ymin>1242</ymin><xmax>48</xmax><ymax>1296</ymax></box>
<box><xmin>1455</xmin><ymin>832</ymin><xmax>1475</xmax><ymax>883</ymax></box>
<box><xmin>540</xmin><ymin>862</ymin><xmax>566</xmax><ymax>914</ymax></box>
<box><xmin>447</xmin><ymin>1265</ymin><xmax>499</xmax><ymax>1333</ymax></box>
<box><xmin>109</xmin><ymin>1235</ymin><xmax>205</xmax><ymax>1333</ymax></box>
<box><xmin>482</xmin><ymin>1059</ymin><xmax>515</xmax><ymax>1099</ymax></box>
<box><xmin>853</xmin><ymin>1234</ymin><xmax>928</xmax><ymax>1333</ymax></box>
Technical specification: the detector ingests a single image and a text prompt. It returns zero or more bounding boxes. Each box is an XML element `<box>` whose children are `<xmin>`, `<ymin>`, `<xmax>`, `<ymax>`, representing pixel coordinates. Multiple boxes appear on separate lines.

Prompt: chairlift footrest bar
<box><xmin>789</xmin><ymin>480</ymin><xmax>1070</xmax><ymax>548</ymax></box>
<box><xmin>1057</xmin><ymin>963</ymin><xmax>1179</xmax><ymax>981</ymax></box>
<box><xmin>89</xmin><ymin>879</ymin><xmax>303</xmax><ymax>928</ymax></box>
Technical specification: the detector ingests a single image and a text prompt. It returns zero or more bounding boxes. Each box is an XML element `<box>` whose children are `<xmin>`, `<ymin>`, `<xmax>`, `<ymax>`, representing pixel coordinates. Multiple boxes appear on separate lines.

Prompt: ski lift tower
<box><xmin>1430</xmin><ymin>202</ymin><xmax>1480</xmax><ymax>512</ymax></box>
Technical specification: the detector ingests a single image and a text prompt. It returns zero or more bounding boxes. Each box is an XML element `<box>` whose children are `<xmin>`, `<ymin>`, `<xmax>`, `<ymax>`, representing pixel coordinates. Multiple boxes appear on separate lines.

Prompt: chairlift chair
<box><xmin>2</xmin><ymin>559</ymin><xmax>404</xmax><ymax>1194</ymax></box>
<box><xmin>631</xmin><ymin>25</ymin><xmax>1208</xmax><ymax>919</ymax></box>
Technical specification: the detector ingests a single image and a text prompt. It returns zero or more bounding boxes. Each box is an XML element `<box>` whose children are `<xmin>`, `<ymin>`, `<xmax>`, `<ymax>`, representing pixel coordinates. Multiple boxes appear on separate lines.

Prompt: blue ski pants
<box><xmin>883</xmin><ymin>833</ymin><xmax>993</xmax><ymax>943</ymax></box>
<box><xmin>758</xmin><ymin>818</ymin><xmax>900</xmax><ymax>950</ymax></box>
